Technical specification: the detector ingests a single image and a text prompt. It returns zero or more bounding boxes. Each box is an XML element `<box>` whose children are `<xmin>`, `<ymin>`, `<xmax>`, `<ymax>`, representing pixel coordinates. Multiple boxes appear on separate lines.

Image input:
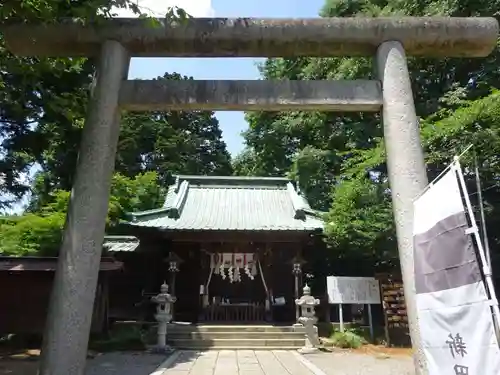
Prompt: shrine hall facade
<box><xmin>105</xmin><ymin>175</ymin><xmax>324</xmax><ymax>324</ymax></box>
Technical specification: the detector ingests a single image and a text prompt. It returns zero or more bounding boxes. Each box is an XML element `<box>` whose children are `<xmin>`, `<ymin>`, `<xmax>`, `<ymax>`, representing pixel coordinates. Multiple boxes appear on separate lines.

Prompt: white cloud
<box><xmin>112</xmin><ymin>0</ymin><xmax>215</xmax><ymax>18</ymax></box>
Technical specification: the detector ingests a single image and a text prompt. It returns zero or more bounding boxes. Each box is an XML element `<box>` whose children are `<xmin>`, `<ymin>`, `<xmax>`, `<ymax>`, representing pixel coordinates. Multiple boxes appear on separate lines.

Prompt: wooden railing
<box><xmin>202</xmin><ymin>303</ymin><xmax>265</xmax><ymax>322</ymax></box>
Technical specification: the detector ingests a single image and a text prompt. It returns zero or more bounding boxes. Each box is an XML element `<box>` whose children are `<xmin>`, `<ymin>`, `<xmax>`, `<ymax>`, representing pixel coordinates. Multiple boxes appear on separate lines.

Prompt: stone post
<box><xmin>295</xmin><ymin>284</ymin><xmax>320</xmax><ymax>354</ymax></box>
<box><xmin>293</xmin><ymin>262</ymin><xmax>302</xmax><ymax>323</ymax></box>
<box><xmin>376</xmin><ymin>41</ymin><xmax>429</xmax><ymax>375</ymax></box>
<box><xmin>168</xmin><ymin>260</ymin><xmax>179</xmax><ymax>319</ymax></box>
<box><xmin>151</xmin><ymin>282</ymin><xmax>176</xmax><ymax>353</ymax></box>
<box><xmin>38</xmin><ymin>40</ymin><xmax>129</xmax><ymax>375</ymax></box>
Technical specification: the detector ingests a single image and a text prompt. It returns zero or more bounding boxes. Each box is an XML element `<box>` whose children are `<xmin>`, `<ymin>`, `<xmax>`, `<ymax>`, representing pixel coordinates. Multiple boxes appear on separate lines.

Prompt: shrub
<box><xmin>89</xmin><ymin>324</ymin><xmax>146</xmax><ymax>352</ymax></box>
<box><xmin>330</xmin><ymin>329</ymin><xmax>366</xmax><ymax>349</ymax></box>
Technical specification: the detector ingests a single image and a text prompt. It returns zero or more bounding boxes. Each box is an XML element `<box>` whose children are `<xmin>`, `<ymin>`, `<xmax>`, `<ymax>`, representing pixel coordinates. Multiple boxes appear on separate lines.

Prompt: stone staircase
<box><xmin>165</xmin><ymin>324</ymin><xmax>306</xmax><ymax>350</ymax></box>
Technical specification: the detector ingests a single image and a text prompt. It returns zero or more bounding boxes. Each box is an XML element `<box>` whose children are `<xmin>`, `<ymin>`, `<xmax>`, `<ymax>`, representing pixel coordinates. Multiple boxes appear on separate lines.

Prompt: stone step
<box><xmin>169</xmin><ymin>338</ymin><xmax>304</xmax><ymax>349</ymax></box>
<box><xmin>170</xmin><ymin>345</ymin><xmax>302</xmax><ymax>350</ymax></box>
<box><xmin>153</xmin><ymin>324</ymin><xmax>308</xmax><ymax>350</ymax></box>
<box><xmin>167</xmin><ymin>324</ymin><xmax>305</xmax><ymax>333</ymax></box>
<box><xmin>168</xmin><ymin>331</ymin><xmax>305</xmax><ymax>339</ymax></box>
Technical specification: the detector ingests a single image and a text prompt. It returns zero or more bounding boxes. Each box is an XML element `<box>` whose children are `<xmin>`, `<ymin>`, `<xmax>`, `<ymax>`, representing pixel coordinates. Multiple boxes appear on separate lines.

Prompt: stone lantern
<box><xmin>151</xmin><ymin>282</ymin><xmax>176</xmax><ymax>352</ymax></box>
<box><xmin>295</xmin><ymin>284</ymin><xmax>320</xmax><ymax>353</ymax></box>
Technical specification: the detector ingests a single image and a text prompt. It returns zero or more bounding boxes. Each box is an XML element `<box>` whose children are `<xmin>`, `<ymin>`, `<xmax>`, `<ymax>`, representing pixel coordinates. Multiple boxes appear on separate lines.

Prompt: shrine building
<box><xmin>105</xmin><ymin>175</ymin><xmax>324</xmax><ymax>325</ymax></box>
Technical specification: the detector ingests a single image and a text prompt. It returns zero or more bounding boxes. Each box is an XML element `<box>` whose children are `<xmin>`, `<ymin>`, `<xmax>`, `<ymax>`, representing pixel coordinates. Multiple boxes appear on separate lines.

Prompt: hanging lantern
<box><xmin>289</xmin><ymin>255</ymin><xmax>306</xmax><ymax>276</ymax></box>
<box><xmin>292</xmin><ymin>263</ymin><xmax>302</xmax><ymax>275</ymax></box>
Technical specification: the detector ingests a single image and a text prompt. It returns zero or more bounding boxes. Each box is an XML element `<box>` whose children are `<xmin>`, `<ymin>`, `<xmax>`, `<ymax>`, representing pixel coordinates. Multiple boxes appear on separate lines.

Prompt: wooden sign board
<box><xmin>327</xmin><ymin>276</ymin><xmax>381</xmax><ymax>305</ymax></box>
<box><xmin>376</xmin><ymin>274</ymin><xmax>411</xmax><ymax>346</ymax></box>
<box><xmin>380</xmin><ymin>280</ymin><xmax>408</xmax><ymax>329</ymax></box>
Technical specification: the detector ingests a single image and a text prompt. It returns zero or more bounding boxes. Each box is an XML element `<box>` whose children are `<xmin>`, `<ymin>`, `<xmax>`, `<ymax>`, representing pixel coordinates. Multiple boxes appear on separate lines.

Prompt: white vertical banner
<box><xmin>413</xmin><ymin>164</ymin><xmax>500</xmax><ymax>375</ymax></box>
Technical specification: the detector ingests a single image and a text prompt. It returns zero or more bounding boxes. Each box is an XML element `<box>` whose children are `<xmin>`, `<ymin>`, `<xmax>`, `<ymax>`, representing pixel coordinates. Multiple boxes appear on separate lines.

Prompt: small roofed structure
<box><xmin>0</xmin><ymin>257</ymin><xmax>122</xmax><ymax>334</ymax></box>
<box><xmin>108</xmin><ymin>175</ymin><xmax>324</xmax><ymax>324</ymax></box>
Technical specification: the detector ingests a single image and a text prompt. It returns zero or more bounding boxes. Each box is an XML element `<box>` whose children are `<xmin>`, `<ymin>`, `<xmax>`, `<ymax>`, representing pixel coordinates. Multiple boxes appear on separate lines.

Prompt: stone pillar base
<box><xmin>149</xmin><ymin>345</ymin><xmax>175</xmax><ymax>354</ymax></box>
<box><xmin>298</xmin><ymin>346</ymin><xmax>319</xmax><ymax>354</ymax></box>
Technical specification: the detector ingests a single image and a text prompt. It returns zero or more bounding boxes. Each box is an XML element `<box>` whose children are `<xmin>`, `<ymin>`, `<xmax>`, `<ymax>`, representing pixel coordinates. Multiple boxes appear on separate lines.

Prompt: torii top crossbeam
<box><xmin>3</xmin><ymin>17</ymin><xmax>498</xmax><ymax>58</ymax></box>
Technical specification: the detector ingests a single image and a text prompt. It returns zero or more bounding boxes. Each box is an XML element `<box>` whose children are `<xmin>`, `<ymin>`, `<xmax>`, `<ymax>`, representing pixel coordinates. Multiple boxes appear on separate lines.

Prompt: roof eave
<box><xmin>120</xmin><ymin>223</ymin><xmax>324</xmax><ymax>232</ymax></box>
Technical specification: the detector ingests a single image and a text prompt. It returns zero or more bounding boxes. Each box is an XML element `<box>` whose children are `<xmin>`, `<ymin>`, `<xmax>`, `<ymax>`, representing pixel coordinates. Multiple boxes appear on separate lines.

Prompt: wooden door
<box><xmin>173</xmin><ymin>244</ymin><xmax>201</xmax><ymax>323</ymax></box>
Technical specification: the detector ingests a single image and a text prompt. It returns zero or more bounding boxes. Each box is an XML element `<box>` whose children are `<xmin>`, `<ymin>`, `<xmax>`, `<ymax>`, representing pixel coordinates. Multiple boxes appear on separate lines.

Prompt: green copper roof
<box><xmin>126</xmin><ymin>175</ymin><xmax>324</xmax><ymax>232</ymax></box>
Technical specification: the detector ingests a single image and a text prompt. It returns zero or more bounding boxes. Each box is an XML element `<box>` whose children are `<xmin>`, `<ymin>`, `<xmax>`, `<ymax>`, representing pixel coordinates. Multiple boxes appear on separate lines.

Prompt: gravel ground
<box><xmin>0</xmin><ymin>352</ymin><xmax>167</xmax><ymax>375</ymax></box>
<box><xmin>85</xmin><ymin>352</ymin><xmax>166</xmax><ymax>375</ymax></box>
<box><xmin>304</xmin><ymin>351</ymin><xmax>415</xmax><ymax>375</ymax></box>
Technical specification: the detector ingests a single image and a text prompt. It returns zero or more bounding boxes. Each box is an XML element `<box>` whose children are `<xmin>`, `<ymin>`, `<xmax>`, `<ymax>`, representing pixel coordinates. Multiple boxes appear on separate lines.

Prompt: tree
<box><xmin>236</xmin><ymin>0</ymin><xmax>500</xmax><ymax>273</ymax></box>
<box><xmin>23</xmin><ymin>72</ymin><xmax>233</xmax><ymax>209</ymax></box>
<box><xmin>0</xmin><ymin>213</ymin><xmax>66</xmax><ymax>256</ymax></box>
<box><xmin>0</xmin><ymin>171</ymin><xmax>165</xmax><ymax>256</ymax></box>
<box><xmin>422</xmin><ymin>91</ymin><xmax>500</xmax><ymax>271</ymax></box>
<box><xmin>115</xmin><ymin>73</ymin><xmax>233</xmax><ymax>180</ymax></box>
<box><xmin>0</xmin><ymin>1</ymin><xmax>108</xmax><ymax>207</ymax></box>
<box><xmin>107</xmin><ymin>172</ymin><xmax>167</xmax><ymax>223</ymax></box>
<box><xmin>324</xmin><ymin>176</ymin><xmax>397</xmax><ymax>269</ymax></box>
<box><xmin>0</xmin><ymin>0</ymin><xmax>190</xmax><ymax>210</ymax></box>
<box><xmin>1</xmin><ymin>2</ymin><xmax>232</xmax><ymax>255</ymax></box>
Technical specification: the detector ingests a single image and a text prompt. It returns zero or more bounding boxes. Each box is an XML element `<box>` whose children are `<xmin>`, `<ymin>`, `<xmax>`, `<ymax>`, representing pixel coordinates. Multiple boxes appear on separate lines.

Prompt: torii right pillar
<box><xmin>376</xmin><ymin>40</ymin><xmax>429</xmax><ymax>374</ymax></box>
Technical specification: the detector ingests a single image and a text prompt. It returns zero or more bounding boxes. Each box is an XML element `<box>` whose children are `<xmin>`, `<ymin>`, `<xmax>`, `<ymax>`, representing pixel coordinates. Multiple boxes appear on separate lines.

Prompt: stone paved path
<box><xmin>153</xmin><ymin>350</ymin><xmax>320</xmax><ymax>375</ymax></box>
<box><xmin>304</xmin><ymin>352</ymin><xmax>414</xmax><ymax>375</ymax></box>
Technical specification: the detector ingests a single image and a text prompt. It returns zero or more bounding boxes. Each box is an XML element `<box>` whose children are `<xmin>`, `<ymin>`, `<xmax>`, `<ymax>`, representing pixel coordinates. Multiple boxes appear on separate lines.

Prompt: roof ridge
<box><xmin>167</xmin><ymin>179</ymin><xmax>189</xmax><ymax>218</ymax></box>
<box><xmin>171</xmin><ymin>175</ymin><xmax>291</xmax><ymax>187</ymax></box>
<box><xmin>188</xmin><ymin>185</ymin><xmax>288</xmax><ymax>189</ymax></box>
<box><xmin>286</xmin><ymin>182</ymin><xmax>313</xmax><ymax>219</ymax></box>
<box><xmin>175</xmin><ymin>174</ymin><xmax>288</xmax><ymax>180</ymax></box>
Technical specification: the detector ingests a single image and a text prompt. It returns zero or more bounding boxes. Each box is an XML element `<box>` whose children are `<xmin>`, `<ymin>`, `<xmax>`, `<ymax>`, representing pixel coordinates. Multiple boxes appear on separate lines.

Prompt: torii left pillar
<box><xmin>38</xmin><ymin>41</ymin><xmax>129</xmax><ymax>375</ymax></box>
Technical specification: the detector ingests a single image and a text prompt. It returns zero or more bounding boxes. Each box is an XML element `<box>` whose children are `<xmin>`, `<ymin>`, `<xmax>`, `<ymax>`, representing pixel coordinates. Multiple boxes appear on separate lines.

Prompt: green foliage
<box><xmin>0</xmin><ymin>72</ymin><xmax>232</xmax><ymax>256</ymax></box>
<box><xmin>108</xmin><ymin>172</ymin><xmax>166</xmax><ymax>224</ymax></box>
<box><xmin>0</xmin><ymin>1</ymin><xmax>199</xmax><ymax>210</ymax></box>
<box><xmin>24</xmin><ymin>72</ymin><xmax>232</xmax><ymax>209</ymax></box>
<box><xmin>324</xmin><ymin>176</ymin><xmax>397</xmax><ymax>268</ymax></box>
<box><xmin>232</xmin><ymin>148</ymin><xmax>265</xmax><ymax>176</ymax></box>
<box><xmin>0</xmin><ymin>0</ymin><xmax>118</xmax><ymax>208</ymax></box>
<box><xmin>116</xmin><ymin>74</ymin><xmax>233</xmax><ymax>179</ymax></box>
<box><xmin>0</xmin><ymin>213</ymin><xmax>65</xmax><ymax>256</ymax></box>
<box><xmin>0</xmin><ymin>172</ymin><xmax>165</xmax><ymax>256</ymax></box>
<box><xmin>89</xmin><ymin>324</ymin><xmax>146</xmax><ymax>352</ymax></box>
<box><xmin>422</xmin><ymin>90</ymin><xmax>500</xmax><ymax>173</ymax></box>
<box><xmin>421</xmin><ymin>91</ymin><xmax>500</xmax><ymax>271</ymax></box>
<box><xmin>37</xmin><ymin>190</ymin><xmax>71</xmax><ymax>215</ymax></box>
<box><xmin>235</xmin><ymin>0</ymin><xmax>500</xmax><ymax>276</ymax></box>
<box><xmin>330</xmin><ymin>329</ymin><xmax>366</xmax><ymax>349</ymax></box>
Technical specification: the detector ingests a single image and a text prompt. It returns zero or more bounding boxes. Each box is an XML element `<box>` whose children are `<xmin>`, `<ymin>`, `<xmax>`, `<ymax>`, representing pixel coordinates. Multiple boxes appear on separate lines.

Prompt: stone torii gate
<box><xmin>3</xmin><ymin>17</ymin><xmax>499</xmax><ymax>375</ymax></box>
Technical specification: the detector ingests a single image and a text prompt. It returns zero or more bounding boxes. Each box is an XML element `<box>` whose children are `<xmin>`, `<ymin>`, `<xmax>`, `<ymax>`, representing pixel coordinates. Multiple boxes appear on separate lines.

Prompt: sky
<box><xmin>115</xmin><ymin>0</ymin><xmax>325</xmax><ymax>155</ymax></box>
